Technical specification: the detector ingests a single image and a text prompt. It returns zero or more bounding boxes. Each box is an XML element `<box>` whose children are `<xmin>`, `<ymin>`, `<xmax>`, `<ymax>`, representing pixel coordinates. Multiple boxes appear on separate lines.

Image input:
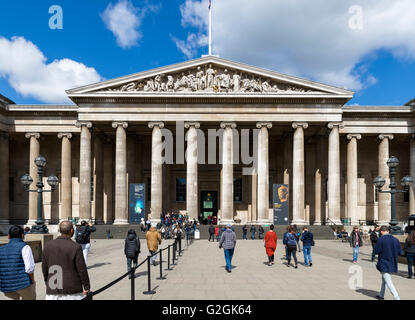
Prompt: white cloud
<box><xmin>101</xmin><ymin>0</ymin><xmax>160</xmax><ymax>49</ymax></box>
<box><xmin>0</xmin><ymin>36</ymin><xmax>103</xmax><ymax>103</ymax></box>
<box><xmin>174</xmin><ymin>0</ymin><xmax>415</xmax><ymax>91</ymax></box>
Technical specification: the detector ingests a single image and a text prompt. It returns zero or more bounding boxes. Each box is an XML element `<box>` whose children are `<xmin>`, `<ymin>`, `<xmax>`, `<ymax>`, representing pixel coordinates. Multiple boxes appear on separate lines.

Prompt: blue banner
<box><xmin>273</xmin><ymin>184</ymin><xmax>289</xmax><ymax>225</ymax></box>
<box><xmin>129</xmin><ymin>184</ymin><xmax>145</xmax><ymax>224</ymax></box>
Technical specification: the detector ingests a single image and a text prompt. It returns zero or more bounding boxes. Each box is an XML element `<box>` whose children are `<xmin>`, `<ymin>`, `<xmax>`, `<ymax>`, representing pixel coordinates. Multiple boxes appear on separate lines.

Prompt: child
<box><xmin>124</xmin><ymin>229</ymin><xmax>140</xmax><ymax>279</ymax></box>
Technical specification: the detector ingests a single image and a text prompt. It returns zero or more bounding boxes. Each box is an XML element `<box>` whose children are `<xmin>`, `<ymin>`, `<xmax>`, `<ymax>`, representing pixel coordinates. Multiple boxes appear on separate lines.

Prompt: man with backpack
<box><xmin>75</xmin><ymin>220</ymin><xmax>96</xmax><ymax>266</ymax></box>
<box><xmin>124</xmin><ymin>229</ymin><xmax>141</xmax><ymax>279</ymax></box>
<box><xmin>208</xmin><ymin>224</ymin><xmax>215</xmax><ymax>242</ymax></box>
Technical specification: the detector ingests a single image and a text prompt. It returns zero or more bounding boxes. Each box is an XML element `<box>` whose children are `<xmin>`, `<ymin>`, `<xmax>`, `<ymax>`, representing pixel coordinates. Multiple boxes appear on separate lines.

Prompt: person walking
<box><xmin>301</xmin><ymin>227</ymin><xmax>314</xmax><ymax>267</ymax></box>
<box><xmin>258</xmin><ymin>225</ymin><xmax>265</xmax><ymax>240</ymax></box>
<box><xmin>124</xmin><ymin>229</ymin><xmax>141</xmax><ymax>279</ymax></box>
<box><xmin>282</xmin><ymin>226</ymin><xmax>290</xmax><ymax>260</ymax></box>
<box><xmin>349</xmin><ymin>226</ymin><xmax>363</xmax><ymax>263</ymax></box>
<box><xmin>374</xmin><ymin>226</ymin><xmax>402</xmax><ymax>300</ymax></box>
<box><xmin>0</xmin><ymin>226</ymin><xmax>36</xmax><ymax>300</ymax></box>
<box><xmin>264</xmin><ymin>225</ymin><xmax>277</xmax><ymax>266</ymax></box>
<box><xmin>42</xmin><ymin>221</ymin><xmax>90</xmax><ymax>300</ymax></box>
<box><xmin>105</xmin><ymin>228</ymin><xmax>111</xmax><ymax>240</ymax></box>
<box><xmin>75</xmin><ymin>220</ymin><xmax>96</xmax><ymax>266</ymax></box>
<box><xmin>285</xmin><ymin>227</ymin><xmax>298</xmax><ymax>268</ymax></box>
<box><xmin>208</xmin><ymin>224</ymin><xmax>215</xmax><ymax>242</ymax></box>
<box><xmin>250</xmin><ymin>225</ymin><xmax>256</xmax><ymax>240</ymax></box>
<box><xmin>215</xmin><ymin>225</ymin><xmax>220</xmax><ymax>242</ymax></box>
<box><xmin>242</xmin><ymin>225</ymin><xmax>248</xmax><ymax>240</ymax></box>
<box><xmin>370</xmin><ymin>225</ymin><xmax>380</xmax><ymax>262</ymax></box>
<box><xmin>219</xmin><ymin>224</ymin><xmax>237</xmax><ymax>273</ymax></box>
<box><xmin>404</xmin><ymin>229</ymin><xmax>415</xmax><ymax>278</ymax></box>
<box><xmin>146</xmin><ymin>223</ymin><xmax>162</xmax><ymax>266</ymax></box>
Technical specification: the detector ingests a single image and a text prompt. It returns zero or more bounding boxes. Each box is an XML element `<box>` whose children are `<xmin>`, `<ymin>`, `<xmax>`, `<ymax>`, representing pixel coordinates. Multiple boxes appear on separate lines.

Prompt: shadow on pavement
<box><xmin>88</xmin><ymin>262</ymin><xmax>111</xmax><ymax>269</ymax></box>
<box><xmin>355</xmin><ymin>288</ymin><xmax>378</xmax><ymax>299</ymax></box>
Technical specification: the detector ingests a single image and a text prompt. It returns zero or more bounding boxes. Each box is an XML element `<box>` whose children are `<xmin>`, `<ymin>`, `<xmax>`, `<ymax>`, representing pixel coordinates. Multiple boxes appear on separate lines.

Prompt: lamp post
<box><xmin>374</xmin><ymin>156</ymin><xmax>413</xmax><ymax>235</ymax></box>
<box><xmin>21</xmin><ymin>155</ymin><xmax>59</xmax><ymax>234</ymax></box>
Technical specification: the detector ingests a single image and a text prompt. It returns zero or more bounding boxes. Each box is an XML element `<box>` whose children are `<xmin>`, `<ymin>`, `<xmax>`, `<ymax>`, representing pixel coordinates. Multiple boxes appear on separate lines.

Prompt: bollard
<box><xmin>143</xmin><ymin>256</ymin><xmax>156</xmax><ymax>295</ymax></box>
<box><xmin>173</xmin><ymin>242</ymin><xmax>176</xmax><ymax>265</ymax></box>
<box><xmin>157</xmin><ymin>250</ymin><xmax>165</xmax><ymax>280</ymax></box>
<box><xmin>167</xmin><ymin>245</ymin><xmax>171</xmax><ymax>270</ymax></box>
<box><xmin>178</xmin><ymin>238</ymin><xmax>182</xmax><ymax>256</ymax></box>
<box><xmin>130</xmin><ymin>266</ymin><xmax>135</xmax><ymax>300</ymax></box>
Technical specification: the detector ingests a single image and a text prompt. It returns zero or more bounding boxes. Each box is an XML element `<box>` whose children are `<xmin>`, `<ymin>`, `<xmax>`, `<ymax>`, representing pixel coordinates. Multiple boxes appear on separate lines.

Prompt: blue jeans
<box><xmin>380</xmin><ymin>273</ymin><xmax>400</xmax><ymax>300</ymax></box>
<box><xmin>353</xmin><ymin>245</ymin><xmax>359</xmax><ymax>262</ymax></box>
<box><xmin>224</xmin><ymin>248</ymin><xmax>234</xmax><ymax>271</ymax></box>
<box><xmin>242</xmin><ymin>233</ymin><xmax>247</xmax><ymax>240</ymax></box>
<box><xmin>251</xmin><ymin>232</ymin><xmax>255</xmax><ymax>240</ymax></box>
<box><xmin>407</xmin><ymin>252</ymin><xmax>415</xmax><ymax>277</ymax></box>
<box><xmin>303</xmin><ymin>245</ymin><xmax>312</xmax><ymax>266</ymax></box>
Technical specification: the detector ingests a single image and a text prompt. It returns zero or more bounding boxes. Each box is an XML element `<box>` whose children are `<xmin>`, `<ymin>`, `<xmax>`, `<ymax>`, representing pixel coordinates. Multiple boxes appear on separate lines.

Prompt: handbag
<box><xmin>311</xmin><ymin>239</ymin><xmax>315</xmax><ymax>246</ymax></box>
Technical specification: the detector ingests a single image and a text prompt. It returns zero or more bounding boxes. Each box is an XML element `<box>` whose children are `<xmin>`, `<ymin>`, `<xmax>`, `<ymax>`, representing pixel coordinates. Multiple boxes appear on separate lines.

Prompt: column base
<box><xmin>113</xmin><ymin>219</ymin><xmax>129</xmax><ymax>225</ymax></box>
<box><xmin>219</xmin><ymin>219</ymin><xmax>234</xmax><ymax>225</ymax></box>
<box><xmin>311</xmin><ymin>221</ymin><xmax>323</xmax><ymax>226</ymax></box>
<box><xmin>329</xmin><ymin>219</ymin><xmax>342</xmax><ymax>225</ymax></box>
<box><xmin>256</xmin><ymin>219</ymin><xmax>271</xmax><ymax>225</ymax></box>
<box><xmin>291</xmin><ymin>219</ymin><xmax>308</xmax><ymax>226</ymax></box>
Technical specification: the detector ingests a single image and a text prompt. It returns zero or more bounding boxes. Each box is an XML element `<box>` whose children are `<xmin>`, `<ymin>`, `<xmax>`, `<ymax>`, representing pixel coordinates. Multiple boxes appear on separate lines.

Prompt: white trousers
<box><xmin>81</xmin><ymin>243</ymin><xmax>91</xmax><ymax>265</ymax></box>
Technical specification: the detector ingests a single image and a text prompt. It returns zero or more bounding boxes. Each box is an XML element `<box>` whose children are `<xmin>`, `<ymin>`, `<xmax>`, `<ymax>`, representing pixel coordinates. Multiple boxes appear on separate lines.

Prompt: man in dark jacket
<box><xmin>258</xmin><ymin>225</ymin><xmax>265</xmax><ymax>239</ymax></box>
<box><xmin>349</xmin><ymin>226</ymin><xmax>363</xmax><ymax>263</ymax></box>
<box><xmin>124</xmin><ymin>229</ymin><xmax>141</xmax><ymax>279</ymax></box>
<box><xmin>42</xmin><ymin>221</ymin><xmax>90</xmax><ymax>300</ymax></box>
<box><xmin>0</xmin><ymin>226</ymin><xmax>36</xmax><ymax>300</ymax></box>
<box><xmin>301</xmin><ymin>227</ymin><xmax>314</xmax><ymax>267</ymax></box>
<box><xmin>370</xmin><ymin>225</ymin><xmax>380</xmax><ymax>262</ymax></box>
<box><xmin>75</xmin><ymin>220</ymin><xmax>96</xmax><ymax>266</ymax></box>
<box><xmin>208</xmin><ymin>225</ymin><xmax>215</xmax><ymax>242</ymax></box>
<box><xmin>374</xmin><ymin>226</ymin><xmax>402</xmax><ymax>300</ymax></box>
<box><xmin>250</xmin><ymin>225</ymin><xmax>256</xmax><ymax>240</ymax></box>
<box><xmin>242</xmin><ymin>225</ymin><xmax>248</xmax><ymax>240</ymax></box>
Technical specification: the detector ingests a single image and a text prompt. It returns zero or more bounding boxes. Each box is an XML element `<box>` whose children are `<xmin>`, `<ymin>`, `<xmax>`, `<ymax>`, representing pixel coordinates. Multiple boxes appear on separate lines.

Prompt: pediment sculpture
<box><xmin>101</xmin><ymin>64</ymin><xmax>320</xmax><ymax>94</ymax></box>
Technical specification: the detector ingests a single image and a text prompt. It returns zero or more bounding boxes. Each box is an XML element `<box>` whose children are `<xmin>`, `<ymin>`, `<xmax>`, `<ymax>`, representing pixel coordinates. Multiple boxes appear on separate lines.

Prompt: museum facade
<box><xmin>0</xmin><ymin>56</ymin><xmax>414</xmax><ymax>230</ymax></box>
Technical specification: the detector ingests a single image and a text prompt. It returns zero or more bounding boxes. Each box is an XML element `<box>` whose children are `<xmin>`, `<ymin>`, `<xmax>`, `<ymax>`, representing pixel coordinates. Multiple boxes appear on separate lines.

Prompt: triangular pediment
<box><xmin>66</xmin><ymin>56</ymin><xmax>353</xmax><ymax>100</ymax></box>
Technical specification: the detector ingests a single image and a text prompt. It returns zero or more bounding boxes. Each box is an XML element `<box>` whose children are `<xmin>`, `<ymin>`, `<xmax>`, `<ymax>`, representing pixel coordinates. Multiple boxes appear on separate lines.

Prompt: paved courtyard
<box><xmin>1</xmin><ymin>237</ymin><xmax>414</xmax><ymax>300</ymax></box>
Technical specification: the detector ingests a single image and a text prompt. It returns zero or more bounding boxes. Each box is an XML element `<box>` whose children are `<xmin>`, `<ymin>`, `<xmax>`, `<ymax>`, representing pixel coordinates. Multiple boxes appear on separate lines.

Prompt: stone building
<box><xmin>0</xmin><ymin>56</ymin><xmax>414</xmax><ymax>230</ymax></box>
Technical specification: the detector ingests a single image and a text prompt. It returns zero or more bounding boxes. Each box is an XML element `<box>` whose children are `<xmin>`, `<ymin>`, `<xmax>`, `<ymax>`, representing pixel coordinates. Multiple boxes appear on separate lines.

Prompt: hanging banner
<box><xmin>273</xmin><ymin>184</ymin><xmax>289</xmax><ymax>225</ymax></box>
<box><xmin>129</xmin><ymin>184</ymin><xmax>145</xmax><ymax>224</ymax></box>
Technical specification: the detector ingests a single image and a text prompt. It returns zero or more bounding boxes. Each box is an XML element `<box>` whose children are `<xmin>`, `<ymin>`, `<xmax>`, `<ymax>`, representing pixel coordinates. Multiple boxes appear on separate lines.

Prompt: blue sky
<box><xmin>0</xmin><ymin>0</ymin><xmax>414</xmax><ymax>105</ymax></box>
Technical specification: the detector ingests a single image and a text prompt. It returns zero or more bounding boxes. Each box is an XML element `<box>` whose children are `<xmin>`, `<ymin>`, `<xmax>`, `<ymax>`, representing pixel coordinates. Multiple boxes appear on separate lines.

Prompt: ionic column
<box><xmin>346</xmin><ymin>134</ymin><xmax>361</xmax><ymax>225</ymax></box>
<box><xmin>0</xmin><ymin>132</ymin><xmax>9</xmax><ymax>224</ymax></box>
<box><xmin>149</xmin><ymin>122</ymin><xmax>164</xmax><ymax>220</ymax></box>
<box><xmin>327</xmin><ymin>123</ymin><xmax>343</xmax><ymax>224</ymax></box>
<box><xmin>292</xmin><ymin>122</ymin><xmax>308</xmax><ymax>225</ymax></box>
<box><xmin>185</xmin><ymin>122</ymin><xmax>200</xmax><ymax>220</ymax></box>
<box><xmin>58</xmin><ymin>133</ymin><xmax>72</xmax><ymax>221</ymax></box>
<box><xmin>112</xmin><ymin>122</ymin><xmax>129</xmax><ymax>224</ymax></box>
<box><xmin>25</xmin><ymin>133</ymin><xmax>40</xmax><ymax>224</ymax></box>
<box><xmin>410</xmin><ymin>134</ymin><xmax>415</xmax><ymax>215</ymax></box>
<box><xmin>76</xmin><ymin>122</ymin><xmax>92</xmax><ymax>220</ymax></box>
<box><xmin>257</xmin><ymin>122</ymin><xmax>272</xmax><ymax>223</ymax></box>
<box><xmin>378</xmin><ymin>134</ymin><xmax>394</xmax><ymax>224</ymax></box>
<box><xmin>220</xmin><ymin>122</ymin><xmax>236</xmax><ymax>224</ymax></box>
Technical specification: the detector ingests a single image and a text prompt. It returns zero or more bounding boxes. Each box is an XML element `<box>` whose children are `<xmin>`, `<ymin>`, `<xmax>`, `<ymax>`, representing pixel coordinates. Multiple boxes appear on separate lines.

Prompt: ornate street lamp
<box><xmin>21</xmin><ymin>155</ymin><xmax>59</xmax><ymax>234</ymax></box>
<box><xmin>374</xmin><ymin>156</ymin><xmax>413</xmax><ymax>235</ymax></box>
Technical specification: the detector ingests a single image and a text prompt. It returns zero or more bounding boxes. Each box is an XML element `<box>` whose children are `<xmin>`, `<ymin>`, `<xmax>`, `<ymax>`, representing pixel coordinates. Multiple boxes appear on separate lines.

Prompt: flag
<box><xmin>208</xmin><ymin>0</ymin><xmax>212</xmax><ymax>9</ymax></box>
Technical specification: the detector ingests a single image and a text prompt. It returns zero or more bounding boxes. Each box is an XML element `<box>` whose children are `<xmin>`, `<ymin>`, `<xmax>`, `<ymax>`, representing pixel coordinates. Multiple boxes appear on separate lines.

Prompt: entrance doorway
<box><xmin>200</xmin><ymin>191</ymin><xmax>218</xmax><ymax>223</ymax></box>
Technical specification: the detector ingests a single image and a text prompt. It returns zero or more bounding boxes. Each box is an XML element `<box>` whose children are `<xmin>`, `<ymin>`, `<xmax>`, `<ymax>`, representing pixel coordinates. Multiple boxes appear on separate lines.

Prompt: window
<box><xmin>147</xmin><ymin>177</ymin><xmax>151</xmax><ymax>201</ymax></box>
<box><xmin>234</xmin><ymin>178</ymin><xmax>242</xmax><ymax>202</ymax></box>
<box><xmin>176</xmin><ymin>178</ymin><xmax>186</xmax><ymax>202</ymax></box>
<box><xmin>9</xmin><ymin>177</ymin><xmax>14</xmax><ymax>202</ymax></box>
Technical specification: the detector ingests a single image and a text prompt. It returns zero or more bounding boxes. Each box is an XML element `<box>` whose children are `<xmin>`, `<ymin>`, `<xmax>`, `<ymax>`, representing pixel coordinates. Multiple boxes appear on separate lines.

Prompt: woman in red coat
<box><xmin>265</xmin><ymin>225</ymin><xmax>277</xmax><ymax>266</ymax></box>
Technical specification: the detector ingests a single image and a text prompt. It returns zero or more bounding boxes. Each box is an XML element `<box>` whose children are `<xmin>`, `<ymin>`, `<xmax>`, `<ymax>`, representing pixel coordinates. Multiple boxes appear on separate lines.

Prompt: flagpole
<box><xmin>209</xmin><ymin>0</ymin><xmax>212</xmax><ymax>56</ymax></box>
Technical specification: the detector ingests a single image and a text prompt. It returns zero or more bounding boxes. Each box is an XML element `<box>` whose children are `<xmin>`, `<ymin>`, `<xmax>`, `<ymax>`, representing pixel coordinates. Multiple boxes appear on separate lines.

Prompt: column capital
<box><xmin>184</xmin><ymin>122</ymin><xmax>200</xmax><ymax>129</ymax></box>
<box><xmin>378</xmin><ymin>134</ymin><xmax>394</xmax><ymax>141</ymax></box>
<box><xmin>148</xmin><ymin>121</ymin><xmax>164</xmax><ymax>129</ymax></box>
<box><xmin>256</xmin><ymin>122</ymin><xmax>272</xmax><ymax>129</ymax></box>
<box><xmin>220</xmin><ymin>122</ymin><xmax>237</xmax><ymax>129</ymax></box>
<box><xmin>25</xmin><ymin>132</ymin><xmax>40</xmax><ymax>139</ymax></box>
<box><xmin>328</xmin><ymin>122</ymin><xmax>344</xmax><ymax>129</ymax></box>
<box><xmin>57</xmin><ymin>132</ymin><xmax>73</xmax><ymax>140</ymax></box>
<box><xmin>346</xmin><ymin>133</ymin><xmax>362</xmax><ymax>140</ymax></box>
<box><xmin>292</xmin><ymin>122</ymin><xmax>308</xmax><ymax>130</ymax></box>
<box><xmin>112</xmin><ymin>122</ymin><xmax>128</xmax><ymax>129</ymax></box>
<box><xmin>75</xmin><ymin>121</ymin><xmax>92</xmax><ymax>129</ymax></box>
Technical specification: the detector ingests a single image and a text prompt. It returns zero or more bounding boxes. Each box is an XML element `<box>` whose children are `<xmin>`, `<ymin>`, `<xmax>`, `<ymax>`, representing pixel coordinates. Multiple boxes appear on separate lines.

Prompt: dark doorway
<box><xmin>200</xmin><ymin>191</ymin><xmax>218</xmax><ymax>222</ymax></box>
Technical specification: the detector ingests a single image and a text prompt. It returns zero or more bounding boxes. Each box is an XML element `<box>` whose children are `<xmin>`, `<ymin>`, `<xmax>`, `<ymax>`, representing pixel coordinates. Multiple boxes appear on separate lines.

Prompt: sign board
<box><xmin>273</xmin><ymin>184</ymin><xmax>289</xmax><ymax>225</ymax></box>
<box><xmin>129</xmin><ymin>184</ymin><xmax>145</xmax><ymax>224</ymax></box>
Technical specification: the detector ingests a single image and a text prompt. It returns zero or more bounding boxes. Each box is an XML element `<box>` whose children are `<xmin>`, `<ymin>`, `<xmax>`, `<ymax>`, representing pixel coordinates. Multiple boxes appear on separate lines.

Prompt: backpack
<box><xmin>75</xmin><ymin>226</ymin><xmax>88</xmax><ymax>244</ymax></box>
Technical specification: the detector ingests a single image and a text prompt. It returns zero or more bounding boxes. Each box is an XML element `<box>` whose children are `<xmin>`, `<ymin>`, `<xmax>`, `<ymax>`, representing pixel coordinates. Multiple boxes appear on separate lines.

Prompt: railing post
<box><xmin>130</xmin><ymin>266</ymin><xmax>135</xmax><ymax>300</ymax></box>
<box><xmin>143</xmin><ymin>255</ymin><xmax>156</xmax><ymax>295</ymax></box>
<box><xmin>179</xmin><ymin>237</ymin><xmax>182</xmax><ymax>255</ymax></box>
<box><xmin>157</xmin><ymin>250</ymin><xmax>165</xmax><ymax>280</ymax></box>
<box><xmin>167</xmin><ymin>245</ymin><xmax>171</xmax><ymax>270</ymax></box>
<box><xmin>173</xmin><ymin>242</ymin><xmax>176</xmax><ymax>265</ymax></box>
